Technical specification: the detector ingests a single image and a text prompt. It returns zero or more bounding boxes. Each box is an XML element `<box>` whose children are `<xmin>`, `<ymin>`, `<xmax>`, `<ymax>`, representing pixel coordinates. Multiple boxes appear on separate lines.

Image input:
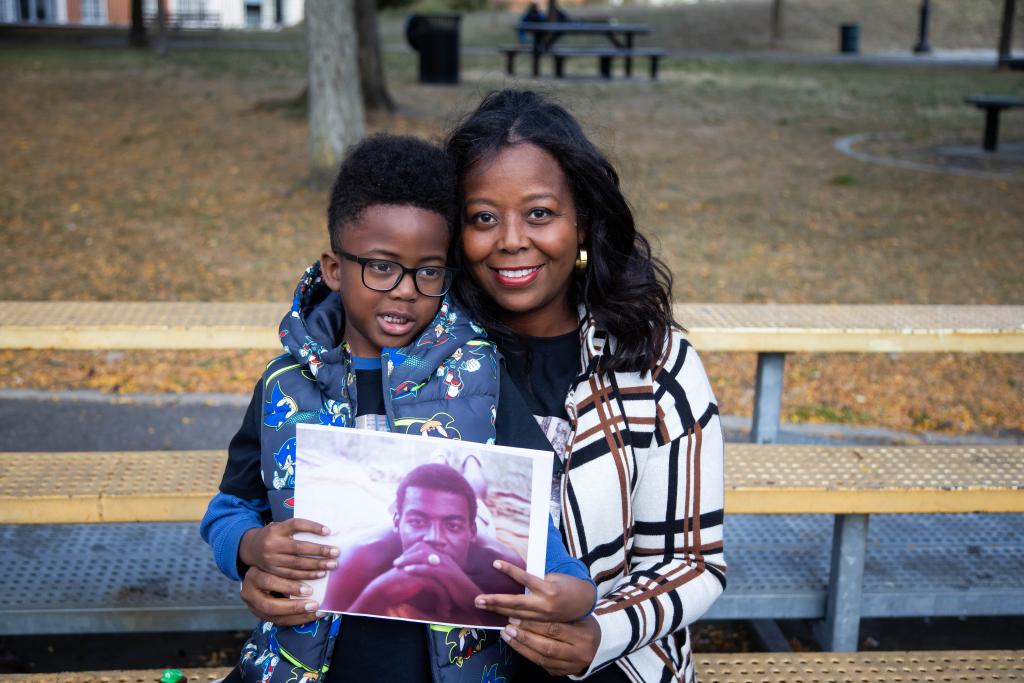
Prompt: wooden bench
<box><xmin>550</xmin><ymin>46</ymin><xmax>666</xmax><ymax>80</ymax></box>
<box><xmin>499</xmin><ymin>44</ymin><xmax>666</xmax><ymax>79</ymax></box>
<box><xmin>9</xmin><ymin>651</ymin><xmax>1024</xmax><ymax>682</ymax></box>
<box><xmin>964</xmin><ymin>95</ymin><xmax>1024</xmax><ymax>151</ymax></box>
<box><xmin>499</xmin><ymin>44</ymin><xmax>534</xmax><ymax>76</ymax></box>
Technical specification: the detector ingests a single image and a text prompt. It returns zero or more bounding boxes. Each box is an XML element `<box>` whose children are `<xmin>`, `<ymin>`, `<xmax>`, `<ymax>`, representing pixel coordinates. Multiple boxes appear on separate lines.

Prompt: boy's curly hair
<box><xmin>327</xmin><ymin>134</ymin><xmax>457</xmax><ymax>250</ymax></box>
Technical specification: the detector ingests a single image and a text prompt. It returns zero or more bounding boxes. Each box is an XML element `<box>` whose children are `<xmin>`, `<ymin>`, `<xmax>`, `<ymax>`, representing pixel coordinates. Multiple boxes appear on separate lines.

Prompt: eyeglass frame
<box><xmin>333</xmin><ymin>249</ymin><xmax>457</xmax><ymax>298</ymax></box>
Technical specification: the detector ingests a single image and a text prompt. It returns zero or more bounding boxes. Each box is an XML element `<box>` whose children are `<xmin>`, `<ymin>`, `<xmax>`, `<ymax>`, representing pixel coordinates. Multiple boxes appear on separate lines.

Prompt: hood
<box><xmin>278</xmin><ymin>261</ymin><xmax>491</xmax><ymax>403</ymax></box>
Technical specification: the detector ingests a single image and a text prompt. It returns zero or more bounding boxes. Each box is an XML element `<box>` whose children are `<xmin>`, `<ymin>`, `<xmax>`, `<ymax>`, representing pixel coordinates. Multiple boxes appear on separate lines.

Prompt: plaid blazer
<box><xmin>562</xmin><ymin>313</ymin><xmax>726</xmax><ymax>682</ymax></box>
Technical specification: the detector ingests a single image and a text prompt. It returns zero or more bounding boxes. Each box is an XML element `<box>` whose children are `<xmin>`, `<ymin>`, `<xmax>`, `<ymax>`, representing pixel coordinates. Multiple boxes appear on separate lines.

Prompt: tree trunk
<box><xmin>306</xmin><ymin>0</ymin><xmax>366</xmax><ymax>177</ymax></box>
<box><xmin>129</xmin><ymin>0</ymin><xmax>147</xmax><ymax>47</ymax></box>
<box><xmin>355</xmin><ymin>0</ymin><xmax>395</xmax><ymax>112</ymax></box>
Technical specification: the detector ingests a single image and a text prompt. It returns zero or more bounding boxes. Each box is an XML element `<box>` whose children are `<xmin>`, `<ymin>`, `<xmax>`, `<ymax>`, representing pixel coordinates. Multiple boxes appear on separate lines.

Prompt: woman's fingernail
<box><xmin>300</xmin><ymin>585</ymin><xmax>312</xmax><ymax>595</ymax></box>
<box><xmin>500</xmin><ymin>631</ymin><xmax>511</xmax><ymax>643</ymax></box>
<box><xmin>322</xmin><ymin>526</ymin><xmax>330</xmax><ymax>535</ymax></box>
<box><xmin>329</xmin><ymin>548</ymin><xmax>340</xmax><ymax>557</ymax></box>
<box><xmin>315</xmin><ymin>611</ymin><xmax>325</xmax><ymax>618</ymax></box>
<box><xmin>304</xmin><ymin>602</ymin><xmax>317</xmax><ymax>612</ymax></box>
<box><xmin>475</xmin><ymin>599</ymin><xmax>485</xmax><ymax>608</ymax></box>
<box><xmin>504</xmin><ymin>627</ymin><xmax>518</xmax><ymax>638</ymax></box>
<box><xmin>327</xmin><ymin>561</ymin><xmax>338</xmax><ymax>569</ymax></box>
<box><xmin>508</xmin><ymin>617</ymin><xmax>521</xmax><ymax>625</ymax></box>
<box><xmin>492</xmin><ymin>560</ymin><xmax>502</xmax><ymax>570</ymax></box>
<box><xmin>317</xmin><ymin>571</ymin><xmax>326</xmax><ymax>578</ymax></box>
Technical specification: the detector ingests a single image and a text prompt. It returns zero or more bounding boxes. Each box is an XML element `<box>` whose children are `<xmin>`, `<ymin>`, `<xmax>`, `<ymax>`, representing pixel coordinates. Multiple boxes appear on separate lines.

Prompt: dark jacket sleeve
<box><xmin>218</xmin><ymin>379</ymin><xmax>267</xmax><ymax>499</ymax></box>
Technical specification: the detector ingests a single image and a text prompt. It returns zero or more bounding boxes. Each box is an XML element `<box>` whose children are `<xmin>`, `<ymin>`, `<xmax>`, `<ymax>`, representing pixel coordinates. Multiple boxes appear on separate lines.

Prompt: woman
<box><xmin>240</xmin><ymin>90</ymin><xmax>725</xmax><ymax>682</ymax></box>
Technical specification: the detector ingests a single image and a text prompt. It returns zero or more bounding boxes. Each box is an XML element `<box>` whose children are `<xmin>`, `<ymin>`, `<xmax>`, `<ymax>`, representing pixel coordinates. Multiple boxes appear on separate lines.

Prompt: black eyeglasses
<box><xmin>335</xmin><ymin>250</ymin><xmax>456</xmax><ymax>297</ymax></box>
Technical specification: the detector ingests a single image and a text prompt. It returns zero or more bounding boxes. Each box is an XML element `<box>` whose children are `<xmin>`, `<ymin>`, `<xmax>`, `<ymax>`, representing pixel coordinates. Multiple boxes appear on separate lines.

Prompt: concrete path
<box><xmin>1</xmin><ymin>389</ymin><xmax>1018</xmax><ymax>452</ymax></box>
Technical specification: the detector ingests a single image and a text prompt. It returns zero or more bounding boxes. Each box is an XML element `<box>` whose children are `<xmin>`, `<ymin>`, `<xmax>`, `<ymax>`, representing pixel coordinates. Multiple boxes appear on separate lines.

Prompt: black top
<box><xmin>502</xmin><ymin>331</ymin><xmax>579</xmax><ymax>423</ymax></box>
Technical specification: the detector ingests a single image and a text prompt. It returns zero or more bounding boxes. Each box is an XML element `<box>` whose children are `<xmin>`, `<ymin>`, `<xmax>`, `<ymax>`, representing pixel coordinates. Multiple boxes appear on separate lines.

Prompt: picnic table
<box><xmin>514</xmin><ymin>20</ymin><xmax>656</xmax><ymax>78</ymax></box>
<box><xmin>964</xmin><ymin>95</ymin><xmax>1024</xmax><ymax>151</ymax></box>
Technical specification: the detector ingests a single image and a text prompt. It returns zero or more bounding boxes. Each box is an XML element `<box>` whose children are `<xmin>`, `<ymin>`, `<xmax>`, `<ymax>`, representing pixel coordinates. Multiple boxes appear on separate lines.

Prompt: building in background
<box><xmin>0</xmin><ymin>0</ymin><xmax>303</xmax><ymax>29</ymax></box>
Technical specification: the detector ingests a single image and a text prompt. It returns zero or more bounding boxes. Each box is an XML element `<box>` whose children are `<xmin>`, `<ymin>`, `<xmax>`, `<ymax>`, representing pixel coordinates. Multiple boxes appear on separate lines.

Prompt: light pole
<box><xmin>913</xmin><ymin>0</ymin><xmax>932</xmax><ymax>54</ymax></box>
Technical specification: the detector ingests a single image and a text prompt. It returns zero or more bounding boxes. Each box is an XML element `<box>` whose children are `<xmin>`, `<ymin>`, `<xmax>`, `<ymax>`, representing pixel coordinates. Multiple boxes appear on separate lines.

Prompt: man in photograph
<box><xmin>322</xmin><ymin>463</ymin><xmax>525</xmax><ymax>626</ymax></box>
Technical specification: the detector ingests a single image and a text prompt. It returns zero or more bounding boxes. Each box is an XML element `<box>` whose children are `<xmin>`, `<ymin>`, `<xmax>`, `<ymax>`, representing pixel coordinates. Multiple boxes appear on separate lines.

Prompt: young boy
<box><xmin>200</xmin><ymin>135</ymin><xmax>594</xmax><ymax>683</ymax></box>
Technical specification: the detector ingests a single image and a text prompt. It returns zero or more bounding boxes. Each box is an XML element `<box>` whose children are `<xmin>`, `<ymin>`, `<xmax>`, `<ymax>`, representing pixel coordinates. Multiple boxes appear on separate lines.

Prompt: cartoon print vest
<box><xmin>237</xmin><ymin>263</ymin><xmax>515</xmax><ymax>683</ymax></box>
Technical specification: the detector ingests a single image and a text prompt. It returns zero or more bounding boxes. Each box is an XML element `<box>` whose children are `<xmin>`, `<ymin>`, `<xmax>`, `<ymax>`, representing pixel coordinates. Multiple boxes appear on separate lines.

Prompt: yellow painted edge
<box><xmin>0</xmin><ymin>326</ymin><xmax>281</xmax><ymax>350</ymax></box>
<box><xmin>1</xmin><ymin>497</ymin><xmax>104</xmax><ymax>524</ymax></box>
<box><xmin>686</xmin><ymin>330</ymin><xmax>1024</xmax><ymax>353</ymax></box>
<box><xmin>1</xmin><ymin>494</ymin><xmax>213</xmax><ymax>523</ymax></box>
<box><xmin>3</xmin><ymin>326</ymin><xmax>1022</xmax><ymax>352</ymax></box>
<box><xmin>6</xmin><ymin>487</ymin><xmax>1024</xmax><ymax>523</ymax></box>
<box><xmin>727</xmin><ymin>487</ymin><xmax>1024</xmax><ymax>514</ymax></box>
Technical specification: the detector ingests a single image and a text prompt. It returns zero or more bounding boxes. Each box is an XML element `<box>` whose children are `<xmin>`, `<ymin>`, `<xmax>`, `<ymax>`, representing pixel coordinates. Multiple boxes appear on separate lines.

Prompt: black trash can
<box><xmin>406</xmin><ymin>13</ymin><xmax>461</xmax><ymax>84</ymax></box>
<box><xmin>839</xmin><ymin>23</ymin><xmax>859</xmax><ymax>54</ymax></box>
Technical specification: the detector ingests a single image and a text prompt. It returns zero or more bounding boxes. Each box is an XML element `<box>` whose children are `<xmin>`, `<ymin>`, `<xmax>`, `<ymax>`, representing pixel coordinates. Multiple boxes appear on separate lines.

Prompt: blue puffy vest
<box><xmin>237</xmin><ymin>263</ymin><xmax>515</xmax><ymax>683</ymax></box>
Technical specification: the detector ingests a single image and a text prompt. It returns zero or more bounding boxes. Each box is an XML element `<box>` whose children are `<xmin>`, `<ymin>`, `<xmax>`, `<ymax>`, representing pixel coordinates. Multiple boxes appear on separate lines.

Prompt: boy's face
<box><xmin>321</xmin><ymin>205</ymin><xmax>450</xmax><ymax>358</ymax></box>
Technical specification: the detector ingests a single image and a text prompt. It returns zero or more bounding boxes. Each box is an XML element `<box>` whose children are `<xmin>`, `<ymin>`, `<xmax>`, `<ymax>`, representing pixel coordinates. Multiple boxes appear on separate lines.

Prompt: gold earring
<box><xmin>575</xmin><ymin>248</ymin><xmax>588</xmax><ymax>271</ymax></box>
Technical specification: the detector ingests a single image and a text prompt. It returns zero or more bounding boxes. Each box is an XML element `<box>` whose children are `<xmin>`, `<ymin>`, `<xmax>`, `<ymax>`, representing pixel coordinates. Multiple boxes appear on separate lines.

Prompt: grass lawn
<box><xmin>1</xmin><ymin>36</ymin><xmax>1022</xmax><ymax>437</ymax></box>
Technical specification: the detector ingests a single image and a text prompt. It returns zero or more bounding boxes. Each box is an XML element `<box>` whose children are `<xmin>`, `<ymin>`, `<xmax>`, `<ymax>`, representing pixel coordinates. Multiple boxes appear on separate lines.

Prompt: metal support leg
<box><xmin>751</xmin><ymin>352</ymin><xmax>785</xmax><ymax>443</ymax></box>
<box><xmin>751</xmin><ymin>619</ymin><xmax>791</xmax><ymax>652</ymax></box>
<box><xmin>983</xmin><ymin>108</ymin><xmax>1001</xmax><ymax>151</ymax></box>
<box><xmin>819</xmin><ymin>514</ymin><xmax>868</xmax><ymax>651</ymax></box>
<box><xmin>624</xmin><ymin>34</ymin><xmax>634</xmax><ymax>77</ymax></box>
<box><xmin>506</xmin><ymin>51</ymin><xmax>515</xmax><ymax>76</ymax></box>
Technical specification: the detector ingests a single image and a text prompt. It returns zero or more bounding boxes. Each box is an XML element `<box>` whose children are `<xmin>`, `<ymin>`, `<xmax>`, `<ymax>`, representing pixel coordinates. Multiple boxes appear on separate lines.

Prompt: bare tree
<box><xmin>306</xmin><ymin>0</ymin><xmax>366</xmax><ymax>176</ymax></box>
<box><xmin>355</xmin><ymin>0</ymin><xmax>395</xmax><ymax>112</ymax></box>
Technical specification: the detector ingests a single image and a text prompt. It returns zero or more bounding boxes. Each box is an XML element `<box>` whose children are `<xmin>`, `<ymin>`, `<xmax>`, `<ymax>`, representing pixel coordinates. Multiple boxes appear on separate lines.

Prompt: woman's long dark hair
<box><xmin>445</xmin><ymin>89</ymin><xmax>676</xmax><ymax>374</ymax></box>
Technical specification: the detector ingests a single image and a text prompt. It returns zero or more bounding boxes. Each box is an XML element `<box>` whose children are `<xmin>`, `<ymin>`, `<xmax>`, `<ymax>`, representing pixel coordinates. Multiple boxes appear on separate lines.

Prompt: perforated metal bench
<box><xmin>2</xmin><ymin>303</ymin><xmax>1023</xmax><ymax>648</ymax></box>
<box><xmin>7</xmin><ymin>651</ymin><xmax>1024</xmax><ymax>682</ymax></box>
<box><xmin>2</xmin><ymin>445</ymin><xmax>1022</xmax><ymax>643</ymax></box>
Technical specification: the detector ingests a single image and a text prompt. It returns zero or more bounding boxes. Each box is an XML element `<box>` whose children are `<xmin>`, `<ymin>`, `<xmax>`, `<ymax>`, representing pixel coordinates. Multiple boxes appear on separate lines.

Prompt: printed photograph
<box><xmin>293</xmin><ymin>423</ymin><xmax>553</xmax><ymax>629</ymax></box>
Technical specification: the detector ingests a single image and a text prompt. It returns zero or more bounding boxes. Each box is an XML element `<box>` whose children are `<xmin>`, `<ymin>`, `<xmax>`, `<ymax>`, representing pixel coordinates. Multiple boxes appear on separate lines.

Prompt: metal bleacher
<box><xmin>0</xmin><ymin>302</ymin><xmax>1022</xmax><ymax>651</ymax></box>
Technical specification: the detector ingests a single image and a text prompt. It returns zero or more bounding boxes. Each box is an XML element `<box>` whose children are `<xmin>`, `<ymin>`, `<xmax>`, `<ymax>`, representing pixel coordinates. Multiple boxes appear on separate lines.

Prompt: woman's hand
<box><xmin>474</xmin><ymin>559</ymin><xmax>596</xmax><ymax>623</ymax></box>
<box><xmin>238</xmin><ymin>518</ymin><xmax>339</xmax><ymax>580</ymax></box>
<box><xmin>239</xmin><ymin>565</ymin><xmax>321</xmax><ymax>627</ymax></box>
<box><xmin>501</xmin><ymin>615</ymin><xmax>601</xmax><ymax>677</ymax></box>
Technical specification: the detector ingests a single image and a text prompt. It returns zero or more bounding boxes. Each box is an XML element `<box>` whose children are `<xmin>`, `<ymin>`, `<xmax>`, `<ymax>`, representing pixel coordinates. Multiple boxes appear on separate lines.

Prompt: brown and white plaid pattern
<box><xmin>560</xmin><ymin>314</ymin><xmax>726</xmax><ymax>682</ymax></box>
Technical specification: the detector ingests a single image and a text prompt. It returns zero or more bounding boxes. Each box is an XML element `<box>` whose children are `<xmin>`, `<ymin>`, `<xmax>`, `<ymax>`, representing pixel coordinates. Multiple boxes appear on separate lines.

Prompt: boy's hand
<box><xmin>239</xmin><ymin>518</ymin><xmax>339</xmax><ymax>580</ymax></box>
<box><xmin>473</xmin><ymin>560</ymin><xmax>596</xmax><ymax>623</ymax></box>
<box><xmin>240</xmin><ymin>566</ymin><xmax>321</xmax><ymax>627</ymax></box>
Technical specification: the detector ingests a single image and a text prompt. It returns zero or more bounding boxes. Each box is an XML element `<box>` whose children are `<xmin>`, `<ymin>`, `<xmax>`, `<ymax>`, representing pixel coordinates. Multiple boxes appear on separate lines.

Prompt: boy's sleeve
<box><xmin>200</xmin><ymin>492</ymin><xmax>269</xmax><ymax>581</ymax></box>
<box><xmin>218</xmin><ymin>379</ymin><xmax>267</xmax><ymax>499</ymax></box>
<box><xmin>200</xmin><ymin>378</ymin><xmax>270</xmax><ymax>581</ymax></box>
<box><xmin>544</xmin><ymin>516</ymin><xmax>593</xmax><ymax>584</ymax></box>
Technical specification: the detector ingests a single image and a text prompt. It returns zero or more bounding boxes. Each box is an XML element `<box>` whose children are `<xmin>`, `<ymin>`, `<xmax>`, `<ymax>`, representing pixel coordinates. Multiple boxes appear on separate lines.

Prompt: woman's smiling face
<box><xmin>461</xmin><ymin>143</ymin><xmax>582</xmax><ymax>338</ymax></box>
